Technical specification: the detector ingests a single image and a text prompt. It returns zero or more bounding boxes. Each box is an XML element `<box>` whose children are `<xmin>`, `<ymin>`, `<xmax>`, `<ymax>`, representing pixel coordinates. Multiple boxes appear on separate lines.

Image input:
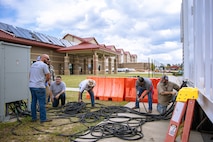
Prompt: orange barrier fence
<box><xmin>124</xmin><ymin>78</ymin><xmax>137</xmax><ymax>102</ymax></box>
<box><xmin>110</xmin><ymin>78</ymin><xmax>125</xmax><ymax>101</ymax></box>
<box><xmin>86</xmin><ymin>77</ymin><xmax>160</xmax><ymax>103</ymax></box>
<box><xmin>86</xmin><ymin>77</ymin><xmax>125</xmax><ymax>102</ymax></box>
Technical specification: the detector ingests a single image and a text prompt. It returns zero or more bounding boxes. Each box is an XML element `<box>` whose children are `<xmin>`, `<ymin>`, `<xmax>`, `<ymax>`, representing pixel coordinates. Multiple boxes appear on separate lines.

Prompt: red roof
<box><xmin>57</xmin><ymin>42</ymin><xmax>118</xmax><ymax>54</ymax></box>
<box><xmin>116</xmin><ymin>48</ymin><xmax>125</xmax><ymax>53</ymax></box>
<box><xmin>124</xmin><ymin>51</ymin><xmax>130</xmax><ymax>55</ymax></box>
<box><xmin>106</xmin><ymin>45</ymin><xmax>115</xmax><ymax>49</ymax></box>
<box><xmin>83</xmin><ymin>37</ymin><xmax>98</xmax><ymax>43</ymax></box>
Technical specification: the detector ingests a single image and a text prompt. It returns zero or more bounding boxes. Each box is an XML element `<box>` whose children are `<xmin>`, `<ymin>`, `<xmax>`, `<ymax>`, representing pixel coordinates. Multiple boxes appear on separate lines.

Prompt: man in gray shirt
<box><xmin>50</xmin><ymin>76</ymin><xmax>66</xmax><ymax>107</ymax></box>
<box><xmin>29</xmin><ymin>54</ymin><xmax>52</xmax><ymax>123</ymax></box>
<box><xmin>132</xmin><ymin>77</ymin><xmax>153</xmax><ymax>113</ymax></box>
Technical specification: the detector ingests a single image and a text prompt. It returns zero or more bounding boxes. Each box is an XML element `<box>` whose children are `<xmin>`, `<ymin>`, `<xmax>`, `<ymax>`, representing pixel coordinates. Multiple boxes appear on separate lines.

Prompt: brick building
<box><xmin>0</xmin><ymin>22</ymin><xmax>147</xmax><ymax>75</ymax></box>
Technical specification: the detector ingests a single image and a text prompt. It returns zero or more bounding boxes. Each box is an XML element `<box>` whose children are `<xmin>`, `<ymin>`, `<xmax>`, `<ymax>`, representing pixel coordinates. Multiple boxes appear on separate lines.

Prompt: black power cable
<box><xmin>9</xmin><ymin>100</ymin><xmax>176</xmax><ymax>142</ymax></box>
<box><xmin>7</xmin><ymin>100</ymin><xmax>31</xmax><ymax>119</ymax></box>
<box><xmin>9</xmin><ymin>80</ymin><xmax>201</xmax><ymax>142</ymax></box>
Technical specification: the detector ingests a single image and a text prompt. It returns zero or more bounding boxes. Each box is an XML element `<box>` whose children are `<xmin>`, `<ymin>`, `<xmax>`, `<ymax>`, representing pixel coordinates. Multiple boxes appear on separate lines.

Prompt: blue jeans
<box><xmin>29</xmin><ymin>88</ymin><xmax>46</xmax><ymax>122</ymax></box>
<box><xmin>157</xmin><ymin>103</ymin><xmax>167</xmax><ymax>114</ymax></box>
<box><xmin>88</xmin><ymin>90</ymin><xmax>95</xmax><ymax>107</ymax></box>
<box><xmin>80</xmin><ymin>89</ymin><xmax>95</xmax><ymax>107</ymax></box>
<box><xmin>135</xmin><ymin>87</ymin><xmax>153</xmax><ymax>110</ymax></box>
<box><xmin>52</xmin><ymin>93</ymin><xmax>66</xmax><ymax>107</ymax></box>
<box><xmin>157</xmin><ymin>95</ymin><xmax>176</xmax><ymax>114</ymax></box>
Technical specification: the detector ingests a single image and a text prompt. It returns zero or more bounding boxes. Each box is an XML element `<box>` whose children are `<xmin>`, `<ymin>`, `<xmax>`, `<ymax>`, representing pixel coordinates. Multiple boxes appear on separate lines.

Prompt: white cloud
<box><xmin>0</xmin><ymin>0</ymin><xmax>182</xmax><ymax>65</ymax></box>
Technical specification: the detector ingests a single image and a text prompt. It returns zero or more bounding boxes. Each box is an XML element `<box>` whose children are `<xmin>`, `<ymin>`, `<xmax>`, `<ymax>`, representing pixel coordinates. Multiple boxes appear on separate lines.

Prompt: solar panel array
<box><xmin>0</xmin><ymin>22</ymin><xmax>76</xmax><ymax>47</ymax></box>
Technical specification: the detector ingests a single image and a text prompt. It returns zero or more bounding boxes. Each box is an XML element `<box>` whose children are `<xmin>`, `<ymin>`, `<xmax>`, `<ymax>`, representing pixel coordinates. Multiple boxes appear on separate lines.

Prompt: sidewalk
<box><xmin>66</xmin><ymin>87</ymin><xmax>79</xmax><ymax>92</ymax></box>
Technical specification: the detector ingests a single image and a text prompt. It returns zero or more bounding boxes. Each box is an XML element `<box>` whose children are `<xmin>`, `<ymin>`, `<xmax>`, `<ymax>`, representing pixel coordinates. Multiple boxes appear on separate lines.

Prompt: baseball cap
<box><xmin>163</xmin><ymin>75</ymin><xmax>169</xmax><ymax>80</ymax></box>
<box><xmin>87</xmin><ymin>79</ymin><xmax>96</xmax><ymax>87</ymax></box>
<box><xmin>138</xmin><ymin>77</ymin><xmax>144</xmax><ymax>82</ymax></box>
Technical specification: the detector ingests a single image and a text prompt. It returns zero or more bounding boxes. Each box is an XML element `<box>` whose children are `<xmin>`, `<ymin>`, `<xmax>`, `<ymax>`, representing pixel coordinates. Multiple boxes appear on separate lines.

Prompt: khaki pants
<box><xmin>46</xmin><ymin>85</ymin><xmax>50</xmax><ymax>104</ymax></box>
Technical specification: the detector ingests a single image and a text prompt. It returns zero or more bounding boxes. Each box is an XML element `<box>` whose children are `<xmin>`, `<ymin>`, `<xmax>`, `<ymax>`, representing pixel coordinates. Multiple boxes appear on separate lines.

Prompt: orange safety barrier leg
<box><xmin>124</xmin><ymin>78</ymin><xmax>137</xmax><ymax>102</ymax></box>
<box><xmin>103</xmin><ymin>78</ymin><xmax>112</xmax><ymax>101</ymax></box>
<box><xmin>111</xmin><ymin>78</ymin><xmax>125</xmax><ymax>102</ymax></box>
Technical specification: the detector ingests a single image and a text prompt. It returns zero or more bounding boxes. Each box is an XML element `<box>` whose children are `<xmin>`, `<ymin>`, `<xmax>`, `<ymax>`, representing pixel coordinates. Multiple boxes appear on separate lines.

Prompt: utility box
<box><xmin>0</xmin><ymin>41</ymin><xmax>31</xmax><ymax>121</ymax></box>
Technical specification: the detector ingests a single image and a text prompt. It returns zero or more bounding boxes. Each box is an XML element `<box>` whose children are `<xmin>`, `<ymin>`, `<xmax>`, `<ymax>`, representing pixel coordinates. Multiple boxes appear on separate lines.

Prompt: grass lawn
<box><xmin>0</xmin><ymin>72</ymin><xmax>169</xmax><ymax>142</ymax></box>
<box><xmin>61</xmin><ymin>72</ymin><xmax>167</xmax><ymax>88</ymax></box>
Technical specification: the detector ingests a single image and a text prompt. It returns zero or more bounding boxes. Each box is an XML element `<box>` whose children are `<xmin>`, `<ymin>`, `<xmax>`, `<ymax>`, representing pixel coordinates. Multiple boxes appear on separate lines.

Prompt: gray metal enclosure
<box><xmin>0</xmin><ymin>41</ymin><xmax>31</xmax><ymax>121</ymax></box>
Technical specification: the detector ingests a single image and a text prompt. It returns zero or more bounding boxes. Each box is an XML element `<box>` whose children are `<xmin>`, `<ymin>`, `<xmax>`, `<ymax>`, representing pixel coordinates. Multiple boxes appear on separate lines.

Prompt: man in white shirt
<box><xmin>78</xmin><ymin>79</ymin><xmax>96</xmax><ymax>107</ymax></box>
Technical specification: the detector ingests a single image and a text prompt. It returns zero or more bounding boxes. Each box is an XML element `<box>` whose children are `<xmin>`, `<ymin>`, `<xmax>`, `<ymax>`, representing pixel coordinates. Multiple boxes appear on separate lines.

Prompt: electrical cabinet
<box><xmin>0</xmin><ymin>41</ymin><xmax>31</xmax><ymax>121</ymax></box>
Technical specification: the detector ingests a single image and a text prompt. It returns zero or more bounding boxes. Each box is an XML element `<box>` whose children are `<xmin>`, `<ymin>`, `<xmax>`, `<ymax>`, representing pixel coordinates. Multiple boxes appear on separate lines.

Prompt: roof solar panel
<box><xmin>8</xmin><ymin>25</ymin><xmax>31</xmax><ymax>39</ymax></box>
<box><xmin>0</xmin><ymin>22</ymin><xmax>8</xmax><ymax>31</ymax></box>
<box><xmin>60</xmin><ymin>39</ymin><xmax>73</xmax><ymax>47</ymax></box>
<box><xmin>0</xmin><ymin>24</ymin><xmax>14</xmax><ymax>34</ymax></box>
<box><xmin>0</xmin><ymin>22</ymin><xmax>35</xmax><ymax>40</ymax></box>
<box><xmin>46</xmin><ymin>35</ymin><xmax>64</xmax><ymax>46</ymax></box>
<box><xmin>0</xmin><ymin>22</ymin><xmax>78</xmax><ymax>48</ymax></box>
<box><xmin>34</xmin><ymin>32</ymin><xmax>52</xmax><ymax>44</ymax></box>
<box><xmin>16</xmin><ymin>27</ymin><xmax>34</xmax><ymax>40</ymax></box>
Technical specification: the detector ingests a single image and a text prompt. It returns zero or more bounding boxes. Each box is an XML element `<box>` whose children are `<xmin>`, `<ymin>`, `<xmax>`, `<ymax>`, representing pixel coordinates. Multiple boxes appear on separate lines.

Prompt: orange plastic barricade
<box><xmin>102</xmin><ymin>77</ymin><xmax>112</xmax><ymax>101</ymax></box>
<box><xmin>152</xmin><ymin>89</ymin><xmax>158</xmax><ymax>103</ymax></box>
<box><xmin>87</xmin><ymin>77</ymin><xmax>125</xmax><ymax>102</ymax></box>
<box><xmin>111</xmin><ymin>78</ymin><xmax>125</xmax><ymax>102</ymax></box>
<box><xmin>95</xmin><ymin>77</ymin><xmax>106</xmax><ymax>100</ymax></box>
<box><xmin>124</xmin><ymin>78</ymin><xmax>137</xmax><ymax>101</ymax></box>
<box><xmin>151</xmin><ymin>78</ymin><xmax>160</xmax><ymax>89</ymax></box>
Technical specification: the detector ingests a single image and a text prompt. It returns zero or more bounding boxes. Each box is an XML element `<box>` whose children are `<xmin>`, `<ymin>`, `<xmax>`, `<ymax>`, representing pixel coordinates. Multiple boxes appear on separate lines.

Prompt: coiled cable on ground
<box><xmin>71</xmin><ymin>120</ymin><xmax>144</xmax><ymax>142</ymax></box>
<box><xmin>63</xmin><ymin>102</ymin><xmax>87</xmax><ymax>115</ymax></box>
<box><xmin>9</xmin><ymin>100</ymin><xmax>176</xmax><ymax>142</ymax></box>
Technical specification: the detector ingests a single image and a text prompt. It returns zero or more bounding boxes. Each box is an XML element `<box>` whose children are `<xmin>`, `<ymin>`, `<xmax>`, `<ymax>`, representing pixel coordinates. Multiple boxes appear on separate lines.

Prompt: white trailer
<box><xmin>181</xmin><ymin>0</ymin><xmax>213</xmax><ymax>123</ymax></box>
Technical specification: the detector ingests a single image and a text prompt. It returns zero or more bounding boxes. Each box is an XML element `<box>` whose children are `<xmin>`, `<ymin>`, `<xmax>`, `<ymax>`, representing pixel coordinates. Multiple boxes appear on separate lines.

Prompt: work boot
<box><xmin>132</xmin><ymin>106</ymin><xmax>139</xmax><ymax>109</ymax></box>
<box><xmin>40</xmin><ymin>119</ymin><xmax>52</xmax><ymax>124</ymax></box>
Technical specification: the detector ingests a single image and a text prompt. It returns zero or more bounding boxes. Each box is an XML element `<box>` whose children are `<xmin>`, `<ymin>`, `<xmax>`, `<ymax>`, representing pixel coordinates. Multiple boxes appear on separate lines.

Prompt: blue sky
<box><xmin>0</xmin><ymin>0</ymin><xmax>182</xmax><ymax>65</ymax></box>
